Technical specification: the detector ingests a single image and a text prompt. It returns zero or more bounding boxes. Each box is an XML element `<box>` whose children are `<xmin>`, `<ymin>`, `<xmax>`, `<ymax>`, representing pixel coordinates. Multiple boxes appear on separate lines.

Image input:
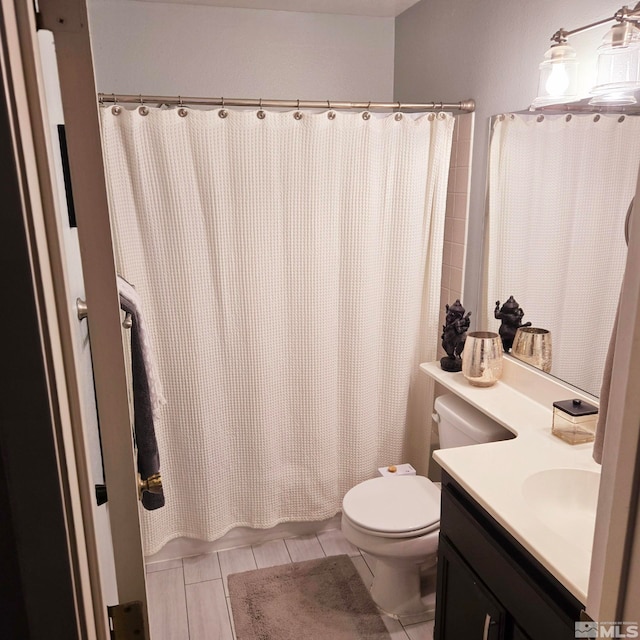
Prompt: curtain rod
<box><xmin>98</xmin><ymin>93</ymin><xmax>475</xmax><ymax>113</ymax></box>
<box><xmin>529</xmin><ymin>99</ymin><xmax>640</xmax><ymax>115</ymax></box>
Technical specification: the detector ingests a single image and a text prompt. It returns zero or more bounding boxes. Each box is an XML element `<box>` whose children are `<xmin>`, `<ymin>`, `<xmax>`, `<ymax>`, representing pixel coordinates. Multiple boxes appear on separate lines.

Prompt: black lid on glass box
<box><xmin>552</xmin><ymin>398</ymin><xmax>598</xmax><ymax>416</ymax></box>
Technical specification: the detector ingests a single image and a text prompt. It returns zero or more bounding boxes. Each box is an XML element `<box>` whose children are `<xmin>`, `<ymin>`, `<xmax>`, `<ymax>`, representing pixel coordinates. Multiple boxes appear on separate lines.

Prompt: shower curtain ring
<box><xmin>393</xmin><ymin>101</ymin><xmax>403</xmax><ymax>121</ymax></box>
<box><xmin>138</xmin><ymin>94</ymin><xmax>149</xmax><ymax>116</ymax></box>
<box><xmin>257</xmin><ymin>98</ymin><xmax>266</xmax><ymax>119</ymax></box>
<box><xmin>111</xmin><ymin>93</ymin><xmax>121</xmax><ymax>115</ymax></box>
<box><xmin>219</xmin><ymin>97</ymin><xmax>228</xmax><ymax>118</ymax></box>
<box><xmin>178</xmin><ymin>96</ymin><xmax>188</xmax><ymax>117</ymax></box>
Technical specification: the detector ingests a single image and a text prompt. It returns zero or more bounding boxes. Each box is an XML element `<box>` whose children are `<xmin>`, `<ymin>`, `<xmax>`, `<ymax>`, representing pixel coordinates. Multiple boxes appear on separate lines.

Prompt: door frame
<box><xmin>0</xmin><ymin>0</ymin><xmax>103</xmax><ymax>635</ymax></box>
<box><xmin>587</xmin><ymin>170</ymin><xmax>640</xmax><ymax>621</ymax></box>
<box><xmin>3</xmin><ymin>0</ymin><xmax>149</xmax><ymax>634</ymax></box>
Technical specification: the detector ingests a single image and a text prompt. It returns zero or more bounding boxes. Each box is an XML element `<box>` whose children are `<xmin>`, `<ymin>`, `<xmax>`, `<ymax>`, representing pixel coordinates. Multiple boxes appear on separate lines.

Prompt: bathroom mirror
<box><xmin>481</xmin><ymin>111</ymin><xmax>640</xmax><ymax>397</ymax></box>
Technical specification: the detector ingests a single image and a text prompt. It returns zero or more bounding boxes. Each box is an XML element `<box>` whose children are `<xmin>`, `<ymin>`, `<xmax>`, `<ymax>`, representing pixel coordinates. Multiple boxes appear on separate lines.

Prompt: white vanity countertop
<box><xmin>421</xmin><ymin>360</ymin><xmax>601</xmax><ymax>605</ymax></box>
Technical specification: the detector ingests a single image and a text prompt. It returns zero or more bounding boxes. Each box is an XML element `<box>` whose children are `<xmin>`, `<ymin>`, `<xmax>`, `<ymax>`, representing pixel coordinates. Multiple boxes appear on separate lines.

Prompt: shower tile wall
<box><xmin>431</xmin><ymin>114</ymin><xmax>473</xmax><ymax>477</ymax></box>
<box><xmin>438</xmin><ymin>112</ymin><xmax>473</xmax><ymax>351</ymax></box>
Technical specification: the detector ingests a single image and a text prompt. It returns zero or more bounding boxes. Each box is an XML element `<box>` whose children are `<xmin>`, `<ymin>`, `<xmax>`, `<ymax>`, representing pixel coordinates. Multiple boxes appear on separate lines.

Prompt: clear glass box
<box><xmin>552</xmin><ymin>399</ymin><xmax>598</xmax><ymax>445</ymax></box>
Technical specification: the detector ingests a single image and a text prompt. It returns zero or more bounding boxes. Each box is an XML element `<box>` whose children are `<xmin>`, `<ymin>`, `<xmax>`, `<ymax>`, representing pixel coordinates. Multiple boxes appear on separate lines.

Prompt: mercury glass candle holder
<box><xmin>461</xmin><ymin>331</ymin><xmax>504</xmax><ymax>387</ymax></box>
<box><xmin>512</xmin><ymin>327</ymin><xmax>552</xmax><ymax>373</ymax></box>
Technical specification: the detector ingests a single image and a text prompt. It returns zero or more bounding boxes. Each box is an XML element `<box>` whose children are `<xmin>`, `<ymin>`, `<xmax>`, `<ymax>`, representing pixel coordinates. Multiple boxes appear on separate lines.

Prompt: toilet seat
<box><xmin>342</xmin><ymin>476</ymin><xmax>441</xmax><ymax>539</ymax></box>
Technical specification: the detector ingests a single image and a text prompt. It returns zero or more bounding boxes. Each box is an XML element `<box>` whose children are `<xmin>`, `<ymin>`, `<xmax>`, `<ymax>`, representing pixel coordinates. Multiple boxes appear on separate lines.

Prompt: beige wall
<box><xmin>88</xmin><ymin>0</ymin><xmax>395</xmax><ymax>101</ymax></box>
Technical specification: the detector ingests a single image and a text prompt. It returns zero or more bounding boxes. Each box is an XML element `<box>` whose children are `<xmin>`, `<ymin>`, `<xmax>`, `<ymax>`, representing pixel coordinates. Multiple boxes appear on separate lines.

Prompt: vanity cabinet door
<box><xmin>439</xmin><ymin>474</ymin><xmax>583</xmax><ymax>640</ymax></box>
<box><xmin>435</xmin><ymin>536</ymin><xmax>506</xmax><ymax>639</ymax></box>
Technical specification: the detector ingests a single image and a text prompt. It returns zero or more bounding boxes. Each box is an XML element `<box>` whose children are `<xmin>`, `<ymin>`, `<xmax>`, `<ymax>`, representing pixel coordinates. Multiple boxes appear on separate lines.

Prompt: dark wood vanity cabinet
<box><xmin>435</xmin><ymin>473</ymin><xmax>583</xmax><ymax>640</ymax></box>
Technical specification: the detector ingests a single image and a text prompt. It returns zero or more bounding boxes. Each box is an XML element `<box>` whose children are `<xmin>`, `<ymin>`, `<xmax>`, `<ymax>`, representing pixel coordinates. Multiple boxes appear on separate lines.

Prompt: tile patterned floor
<box><xmin>146</xmin><ymin>527</ymin><xmax>435</xmax><ymax>640</ymax></box>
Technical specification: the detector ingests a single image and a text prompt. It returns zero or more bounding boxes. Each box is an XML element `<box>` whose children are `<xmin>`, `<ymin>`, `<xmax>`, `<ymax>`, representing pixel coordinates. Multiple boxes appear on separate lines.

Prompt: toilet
<box><xmin>341</xmin><ymin>394</ymin><xmax>513</xmax><ymax>624</ymax></box>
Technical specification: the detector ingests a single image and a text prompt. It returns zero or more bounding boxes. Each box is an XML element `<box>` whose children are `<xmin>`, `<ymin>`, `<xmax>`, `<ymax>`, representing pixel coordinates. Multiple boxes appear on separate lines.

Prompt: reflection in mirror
<box><xmin>482</xmin><ymin>112</ymin><xmax>640</xmax><ymax>396</ymax></box>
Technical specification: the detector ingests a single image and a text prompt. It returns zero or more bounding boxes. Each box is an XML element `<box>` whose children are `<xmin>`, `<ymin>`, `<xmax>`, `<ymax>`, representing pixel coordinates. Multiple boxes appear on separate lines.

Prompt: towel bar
<box><xmin>76</xmin><ymin>297</ymin><xmax>132</xmax><ymax>329</ymax></box>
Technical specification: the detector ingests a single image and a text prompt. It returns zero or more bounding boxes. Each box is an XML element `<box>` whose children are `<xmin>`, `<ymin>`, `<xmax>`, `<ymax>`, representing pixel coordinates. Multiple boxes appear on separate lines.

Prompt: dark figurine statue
<box><xmin>494</xmin><ymin>296</ymin><xmax>531</xmax><ymax>352</ymax></box>
<box><xmin>440</xmin><ymin>299</ymin><xmax>471</xmax><ymax>372</ymax></box>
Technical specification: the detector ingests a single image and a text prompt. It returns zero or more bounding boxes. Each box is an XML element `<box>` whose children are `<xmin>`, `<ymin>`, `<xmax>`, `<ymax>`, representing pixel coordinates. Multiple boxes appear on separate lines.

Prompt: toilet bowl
<box><xmin>341</xmin><ymin>394</ymin><xmax>513</xmax><ymax>624</ymax></box>
<box><xmin>342</xmin><ymin>475</ymin><xmax>441</xmax><ymax>624</ymax></box>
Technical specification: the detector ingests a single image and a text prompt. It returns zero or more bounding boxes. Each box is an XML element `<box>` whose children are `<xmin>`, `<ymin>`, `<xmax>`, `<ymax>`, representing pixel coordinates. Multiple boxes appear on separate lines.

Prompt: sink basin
<box><xmin>522</xmin><ymin>468</ymin><xmax>600</xmax><ymax>553</ymax></box>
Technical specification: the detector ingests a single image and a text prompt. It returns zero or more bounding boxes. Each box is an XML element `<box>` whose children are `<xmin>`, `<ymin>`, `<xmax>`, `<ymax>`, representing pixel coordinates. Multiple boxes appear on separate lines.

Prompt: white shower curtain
<box><xmin>484</xmin><ymin>113</ymin><xmax>640</xmax><ymax>395</ymax></box>
<box><xmin>100</xmin><ymin>106</ymin><xmax>453</xmax><ymax>554</ymax></box>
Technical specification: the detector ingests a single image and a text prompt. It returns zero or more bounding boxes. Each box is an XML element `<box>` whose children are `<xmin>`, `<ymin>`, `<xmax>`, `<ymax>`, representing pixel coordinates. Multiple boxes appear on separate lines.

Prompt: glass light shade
<box><xmin>531</xmin><ymin>43</ymin><xmax>579</xmax><ymax>108</ymax></box>
<box><xmin>590</xmin><ymin>22</ymin><xmax>640</xmax><ymax>105</ymax></box>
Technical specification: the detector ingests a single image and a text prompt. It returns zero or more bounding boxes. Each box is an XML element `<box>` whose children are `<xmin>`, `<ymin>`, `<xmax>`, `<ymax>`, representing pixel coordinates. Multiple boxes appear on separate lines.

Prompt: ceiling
<box><xmin>132</xmin><ymin>0</ymin><xmax>423</xmax><ymax>17</ymax></box>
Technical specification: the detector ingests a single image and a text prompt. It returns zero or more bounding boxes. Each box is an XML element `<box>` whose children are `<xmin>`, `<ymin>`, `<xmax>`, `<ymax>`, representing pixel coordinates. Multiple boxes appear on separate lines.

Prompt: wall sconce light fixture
<box><xmin>591</xmin><ymin>20</ymin><xmax>640</xmax><ymax>104</ymax></box>
<box><xmin>533</xmin><ymin>2</ymin><xmax>640</xmax><ymax>108</ymax></box>
<box><xmin>531</xmin><ymin>42</ymin><xmax>579</xmax><ymax>108</ymax></box>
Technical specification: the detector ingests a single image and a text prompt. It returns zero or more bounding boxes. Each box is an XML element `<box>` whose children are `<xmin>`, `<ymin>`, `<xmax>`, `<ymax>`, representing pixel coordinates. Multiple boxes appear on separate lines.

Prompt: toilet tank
<box><xmin>434</xmin><ymin>394</ymin><xmax>514</xmax><ymax>449</ymax></box>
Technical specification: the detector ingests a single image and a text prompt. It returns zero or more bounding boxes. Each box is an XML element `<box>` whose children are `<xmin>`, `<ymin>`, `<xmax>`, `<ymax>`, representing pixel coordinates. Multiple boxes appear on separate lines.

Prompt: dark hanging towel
<box><xmin>120</xmin><ymin>284</ymin><xmax>165</xmax><ymax>510</ymax></box>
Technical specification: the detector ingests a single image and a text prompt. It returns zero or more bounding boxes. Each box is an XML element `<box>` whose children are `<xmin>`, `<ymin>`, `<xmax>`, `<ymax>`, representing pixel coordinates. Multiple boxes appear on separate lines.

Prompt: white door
<box><xmin>36</xmin><ymin>26</ymin><xmax>122</xmax><ymax>612</ymax></box>
<box><xmin>8</xmin><ymin>0</ymin><xmax>150</xmax><ymax>635</ymax></box>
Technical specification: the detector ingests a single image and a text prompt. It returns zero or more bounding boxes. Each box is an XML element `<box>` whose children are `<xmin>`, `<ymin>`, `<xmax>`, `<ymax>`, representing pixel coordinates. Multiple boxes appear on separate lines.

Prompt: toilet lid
<box><xmin>342</xmin><ymin>476</ymin><xmax>441</xmax><ymax>536</ymax></box>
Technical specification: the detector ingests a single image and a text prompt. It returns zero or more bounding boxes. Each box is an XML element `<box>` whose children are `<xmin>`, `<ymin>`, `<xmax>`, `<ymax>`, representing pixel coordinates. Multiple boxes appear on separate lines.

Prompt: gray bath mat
<box><xmin>228</xmin><ymin>554</ymin><xmax>391</xmax><ymax>640</ymax></box>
